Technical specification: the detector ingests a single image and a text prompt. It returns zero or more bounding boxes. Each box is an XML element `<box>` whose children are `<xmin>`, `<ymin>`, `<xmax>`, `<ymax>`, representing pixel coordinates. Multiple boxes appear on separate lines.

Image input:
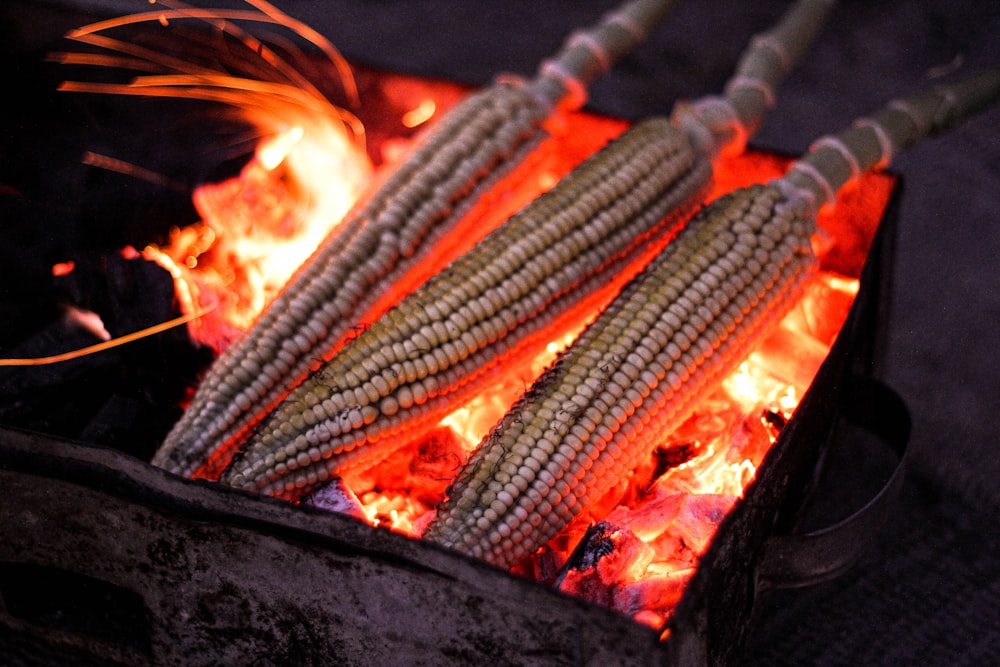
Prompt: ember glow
<box><xmin>319</xmin><ymin>125</ymin><xmax>885</xmax><ymax>634</ymax></box>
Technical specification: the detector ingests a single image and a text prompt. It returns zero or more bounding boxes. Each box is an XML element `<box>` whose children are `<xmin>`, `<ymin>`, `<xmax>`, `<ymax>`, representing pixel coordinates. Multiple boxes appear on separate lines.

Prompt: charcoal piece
<box><xmin>561</xmin><ymin>523</ymin><xmax>627</xmax><ymax>574</ymax></box>
<box><xmin>556</xmin><ymin>521</ymin><xmax>655</xmax><ymax>610</ymax></box>
<box><xmin>0</xmin><ymin>251</ymin><xmax>210</xmax><ymax>453</ymax></box>
<box><xmin>79</xmin><ymin>394</ymin><xmax>183</xmax><ymax>462</ymax></box>
<box><xmin>302</xmin><ymin>478</ymin><xmax>368</xmax><ymax>521</ymax></box>
<box><xmin>344</xmin><ymin>426</ymin><xmax>468</xmax><ymax>507</ymax></box>
<box><xmin>0</xmin><ymin>317</ymin><xmax>118</xmax><ymax>437</ymax></box>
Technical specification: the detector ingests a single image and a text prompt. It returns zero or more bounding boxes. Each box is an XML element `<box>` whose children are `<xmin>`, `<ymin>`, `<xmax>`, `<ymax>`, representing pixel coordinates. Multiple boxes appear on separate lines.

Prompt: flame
<box><xmin>51</xmin><ymin>3</ymin><xmax>894</xmax><ymax>634</ymax></box>
<box><xmin>55</xmin><ymin>0</ymin><xmax>373</xmax><ymax>352</ymax></box>
<box><xmin>145</xmin><ymin>119</ymin><xmax>371</xmax><ymax>350</ymax></box>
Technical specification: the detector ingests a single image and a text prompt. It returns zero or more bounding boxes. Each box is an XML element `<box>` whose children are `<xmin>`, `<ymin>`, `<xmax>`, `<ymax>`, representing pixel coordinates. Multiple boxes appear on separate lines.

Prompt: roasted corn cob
<box><xmin>424</xmin><ymin>68</ymin><xmax>1000</xmax><ymax>568</ymax></box>
<box><xmin>220</xmin><ymin>0</ymin><xmax>836</xmax><ymax>500</ymax></box>
<box><xmin>154</xmin><ymin>0</ymin><xmax>679</xmax><ymax>477</ymax></box>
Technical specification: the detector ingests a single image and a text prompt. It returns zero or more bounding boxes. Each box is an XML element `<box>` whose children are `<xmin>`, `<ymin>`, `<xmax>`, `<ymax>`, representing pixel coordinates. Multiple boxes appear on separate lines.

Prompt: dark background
<box><xmin>2</xmin><ymin>1</ymin><xmax>998</xmax><ymax>664</ymax></box>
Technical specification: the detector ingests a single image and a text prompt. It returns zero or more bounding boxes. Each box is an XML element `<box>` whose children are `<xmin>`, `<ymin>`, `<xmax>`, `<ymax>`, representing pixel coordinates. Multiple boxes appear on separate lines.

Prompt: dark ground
<box><xmin>2</xmin><ymin>1</ymin><xmax>999</xmax><ymax>664</ymax></box>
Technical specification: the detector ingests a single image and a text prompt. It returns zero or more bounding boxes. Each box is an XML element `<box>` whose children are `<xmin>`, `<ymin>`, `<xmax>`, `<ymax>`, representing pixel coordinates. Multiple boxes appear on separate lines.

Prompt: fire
<box><xmin>143</xmin><ymin>120</ymin><xmax>371</xmax><ymax>350</ymax></box>
<box><xmin>150</xmin><ymin>76</ymin><xmax>875</xmax><ymax>628</ymax></box>
<box><xmin>54</xmin><ymin>0</ymin><xmax>373</xmax><ymax>352</ymax></box>
<box><xmin>325</xmin><ymin>141</ymin><xmax>877</xmax><ymax>634</ymax></box>
<box><xmin>43</xmin><ymin>3</ymin><xmax>900</xmax><ymax>639</ymax></box>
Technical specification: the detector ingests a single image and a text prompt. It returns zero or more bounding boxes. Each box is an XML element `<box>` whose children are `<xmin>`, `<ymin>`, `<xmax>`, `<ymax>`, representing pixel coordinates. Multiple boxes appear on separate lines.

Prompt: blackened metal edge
<box><xmin>0</xmin><ymin>425</ymin><xmax>666</xmax><ymax>666</ymax></box>
<box><xmin>666</xmin><ymin>173</ymin><xmax>903</xmax><ymax>666</ymax></box>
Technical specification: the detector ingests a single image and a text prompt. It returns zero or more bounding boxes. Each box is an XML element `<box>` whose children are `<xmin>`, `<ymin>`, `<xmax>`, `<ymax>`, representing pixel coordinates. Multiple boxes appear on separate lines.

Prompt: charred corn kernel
<box><xmin>423</xmin><ymin>184</ymin><xmax>817</xmax><ymax>568</ymax></box>
<box><xmin>154</xmin><ymin>0</ymin><xmax>678</xmax><ymax>479</ymax></box>
<box><xmin>221</xmin><ymin>118</ymin><xmax>712</xmax><ymax>500</ymax></box>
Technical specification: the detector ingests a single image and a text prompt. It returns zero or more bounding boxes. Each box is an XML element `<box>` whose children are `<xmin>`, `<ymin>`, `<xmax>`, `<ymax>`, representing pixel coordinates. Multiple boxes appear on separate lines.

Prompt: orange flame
<box><xmin>145</xmin><ymin>121</ymin><xmax>371</xmax><ymax>350</ymax></box>
<box><xmin>55</xmin><ymin>0</ymin><xmax>373</xmax><ymax>352</ymax></box>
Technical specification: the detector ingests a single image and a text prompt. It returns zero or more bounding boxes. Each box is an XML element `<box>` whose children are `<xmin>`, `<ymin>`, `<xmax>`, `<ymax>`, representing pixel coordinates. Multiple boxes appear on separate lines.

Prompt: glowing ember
<box><xmin>51</xmin><ymin>261</ymin><xmax>76</xmax><ymax>277</ymax></box>
<box><xmin>177</xmin><ymin>74</ymin><xmax>878</xmax><ymax>627</ymax></box>
<box><xmin>401</xmin><ymin>98</ymin><xmax>437</xmax><ymax>128</ymax></box>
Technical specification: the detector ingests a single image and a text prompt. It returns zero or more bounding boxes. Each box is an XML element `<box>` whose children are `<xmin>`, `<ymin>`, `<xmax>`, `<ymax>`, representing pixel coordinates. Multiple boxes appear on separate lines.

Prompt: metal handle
<box><xmin>756</xmin><ymin>377</ymin><xmax>910</xmax><ymax>589</ymax></box>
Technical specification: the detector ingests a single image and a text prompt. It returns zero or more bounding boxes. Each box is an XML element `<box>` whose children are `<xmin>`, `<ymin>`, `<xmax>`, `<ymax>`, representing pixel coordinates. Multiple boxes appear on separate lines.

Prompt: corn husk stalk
<box><xmin>423</xmin><ymin>67</ymin><xmax>1000</xmax><ymax>569</ymax></box>
<box><xmin>147</xmin><ymin>0</ymin><xmax>680</xmax><ymax>477</ymax></box>
<box><xmin>220</xmin><ymin>0</ymin><xmax>836</xmax><ymax>501</ymax></box>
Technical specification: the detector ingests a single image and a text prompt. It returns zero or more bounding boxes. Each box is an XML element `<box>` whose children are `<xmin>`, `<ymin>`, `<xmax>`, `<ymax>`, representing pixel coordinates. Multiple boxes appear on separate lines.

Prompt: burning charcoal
<box><xmin>358</xmin><ymin>491</ymin><xmax>427</xmax><ymax>535</ymax></box>
<box><xmin>630</xmin><ymin>442</ymin><xmax>699</xmax><ymax>497</ymax></box>
<box><xmin>603</xmin><ymin>494</ymin><xmax>685</xmax><ymax>543</ymax></box>
<box><xmin>784</xmin><ymin>274</ymin><xmax>859</xmax><ymax>347</ymax></box>
<box><xmin>613</xmin><ymin>568</ymin><xmax>693</xmax><ymax>621</ymax></box>
<box><xmin>556</xmin><ymin>522</ymin><xmax>655</xmax><ymax>609</ymax></box>
<box><xmin>405</xmin><ymin>428</ymin><xmax>472</xmax><ymax>500</ymax></box>
<box><xmin>346</xmin><ymin>426</ymin><xmax>468</xmax><ymax>510</ymax></box>
<box><xmin>726</xmin><ymin>409</ymin><xmax>782</xmax><ymax>469</ymax></box>
<box><xmin>302</xmin><ymin>478</ymin><xmax>368</xmax><ymax>522</ymax></box>
<box><xmin>749</xmin><ymin>318</ymin><xmax>832</xmax><ymax>390</ymax></box>
<box><xmin>645</xmin><ymin>494</ymin><xmax>739</xmax><ymax>563</ymax></box>
<box><xmin>653</xmin><ymin>442</ymin><xmax>700</xmax><ymax>471</ymax></box>
<box><xmin>523</xmin><ymin>547</ymin><xmax>563</xmax><ymax>586</ymax></box>
<box><xmin>762</xmin><ymin>407</ymin><xmax>787</xmax><ymax>432</ymax></box>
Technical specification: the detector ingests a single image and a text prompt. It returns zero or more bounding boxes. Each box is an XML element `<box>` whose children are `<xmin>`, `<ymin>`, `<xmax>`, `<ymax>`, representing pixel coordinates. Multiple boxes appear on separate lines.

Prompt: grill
<box><xmin>0</xmin><ymin>157</ymin><xmax>906</xmax><ymax>665</ymax></box>
<box><xmin>1</xmin><ymin>2</ymin><xmax>918</xmax><ymax>665</ymax></box>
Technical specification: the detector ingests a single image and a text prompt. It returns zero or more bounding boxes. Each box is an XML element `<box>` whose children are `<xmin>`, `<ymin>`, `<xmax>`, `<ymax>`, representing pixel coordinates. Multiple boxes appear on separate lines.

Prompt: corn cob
<box><xmin>218</xmin><ymin>0</ymin><xmax>836</xmax><ymax>500</ymax></box>
<box><xmin>153</xmin><ymin>0</ymin><xmax>679</xmax><ymax>478</ymax></box>
<box><xmin>423</xmin><ymin>68</ymin><xmax>1000</xmax><ymax>569</ymax></box>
